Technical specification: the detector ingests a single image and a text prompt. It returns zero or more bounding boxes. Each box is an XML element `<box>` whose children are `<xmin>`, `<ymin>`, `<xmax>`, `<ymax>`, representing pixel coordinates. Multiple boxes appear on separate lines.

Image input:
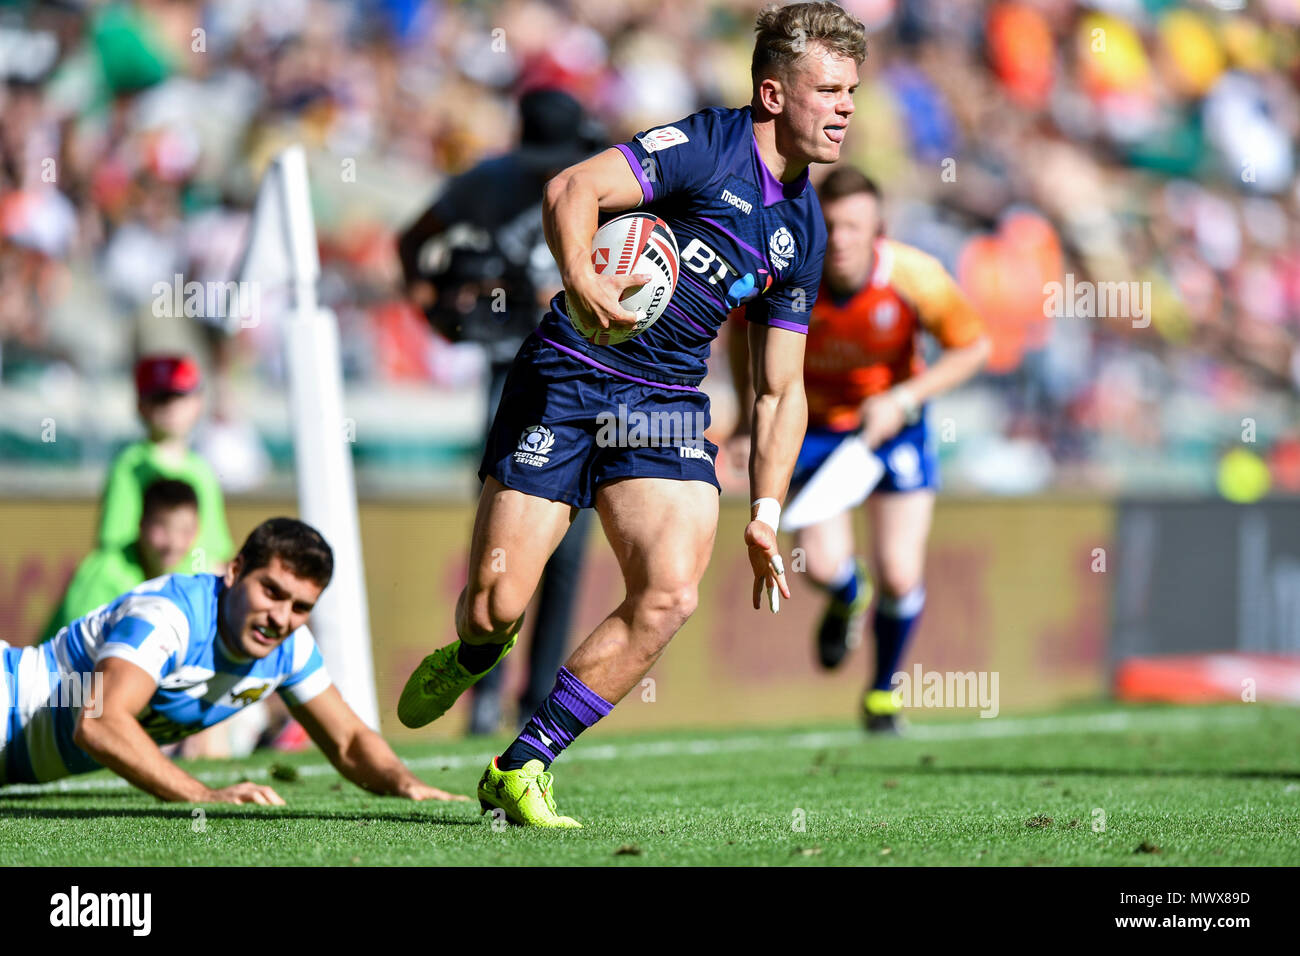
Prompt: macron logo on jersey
<box><xmin>637</xmin><ymin>126</ymin><xmax>689</xmax><ymax>153</ymax></box>
<box><xmin>721</xmin><ymin>189</ymin><xmax>753</xmax><ymax>215</ymax></box>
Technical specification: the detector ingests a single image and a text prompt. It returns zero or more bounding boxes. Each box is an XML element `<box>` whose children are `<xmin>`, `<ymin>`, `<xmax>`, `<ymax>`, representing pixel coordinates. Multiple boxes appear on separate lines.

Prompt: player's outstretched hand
<box><xmin>745</xmin><ymin>518</ymin><xmax>790</xmax><ymax>613</ymax></box>
<box><xmin>568</xmin><ymin>271</ymin><xmax>652</xmax><ymax>331</ymax></box>
<box><xmin>204</xmin><ymin>782</ymin><xmax>286</xmax><ymax>805</ymax></box>
<box><xmin>399</xmin><ymin>781</ymin><xmax>469</xmax><ymax>802</ymax></box>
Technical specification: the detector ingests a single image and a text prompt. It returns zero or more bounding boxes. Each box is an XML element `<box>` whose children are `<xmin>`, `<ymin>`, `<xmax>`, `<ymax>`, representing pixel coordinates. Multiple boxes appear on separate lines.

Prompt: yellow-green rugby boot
<box><xmin>397</xmin><ymin>633</ymin><xmax>517</xmax><ymax>729</ymax></box>
<box><xmin>862</xmin><ymin>688</ymin><xmax>904</xmax><ymax>735</ymax></box>
<box><xmin>478</xmin><ymin>757</ymin><xmax>581</xmax><ymax>828</ymax></box>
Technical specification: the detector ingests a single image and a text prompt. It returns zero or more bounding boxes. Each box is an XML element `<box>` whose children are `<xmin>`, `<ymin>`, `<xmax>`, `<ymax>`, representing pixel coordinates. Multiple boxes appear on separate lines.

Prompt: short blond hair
<box><xmin>752</xmin><ymin>2</ymin><xmax>868</xmax><ymax>93</ymax></box>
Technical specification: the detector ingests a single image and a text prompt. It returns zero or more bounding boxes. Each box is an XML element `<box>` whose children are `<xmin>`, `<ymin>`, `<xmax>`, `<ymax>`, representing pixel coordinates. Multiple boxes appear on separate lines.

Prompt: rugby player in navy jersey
<box><xmin>398</xmin><ymin>2</ymin><xmax>866</xmax><ymax>826</ymax></box>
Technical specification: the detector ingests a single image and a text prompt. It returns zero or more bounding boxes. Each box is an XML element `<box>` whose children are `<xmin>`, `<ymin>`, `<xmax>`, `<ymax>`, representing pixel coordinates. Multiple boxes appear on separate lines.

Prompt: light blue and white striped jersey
<box><xmin>1</xmin><ymin>572</ymin><xmax>331</xmax><ymax>784</ymax></box>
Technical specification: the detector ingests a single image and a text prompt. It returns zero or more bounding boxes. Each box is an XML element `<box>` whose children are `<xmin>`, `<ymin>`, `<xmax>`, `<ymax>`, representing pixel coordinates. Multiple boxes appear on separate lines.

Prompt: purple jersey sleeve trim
<box><xmin>615</xmin><ymin>143</ymin><xmax>654</xmax><ymax>204</ymax></box>
<box><xmin>763</xmin><ymin>317</ymin><xmax>810</xmax><ymax>334</ymax></box>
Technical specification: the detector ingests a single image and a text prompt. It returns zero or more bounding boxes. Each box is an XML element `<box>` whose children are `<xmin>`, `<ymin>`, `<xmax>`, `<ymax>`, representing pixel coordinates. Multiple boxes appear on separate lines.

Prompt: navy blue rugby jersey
<box><xmin>535</xmin><ymin>106</ymin><xmax>827</xmax><ymax>388</ymax></box>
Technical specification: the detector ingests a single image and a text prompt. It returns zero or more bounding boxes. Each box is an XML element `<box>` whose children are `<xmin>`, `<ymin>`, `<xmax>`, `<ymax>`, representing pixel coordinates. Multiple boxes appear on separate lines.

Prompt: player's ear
<box><xmin>223</xmin><ymin>555</ymin><xmax>242</xmax><ymax>587</ymax></box>
<box><xmin>756</xmin><ymin>75</ymin><xmax>784</xmax><ymax>115</ymax></box>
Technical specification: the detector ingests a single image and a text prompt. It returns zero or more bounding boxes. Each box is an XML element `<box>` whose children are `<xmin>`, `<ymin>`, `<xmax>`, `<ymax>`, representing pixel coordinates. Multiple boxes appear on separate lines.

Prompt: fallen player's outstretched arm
<box><xmin>289</xmin><ymin>686</ymin><xmax>466</xmax><ymax>802</ymax></box>
<box><xmin>75</xmin><ymin>657</ymin><xmax>285</xmax><ymax>805</ymax></box>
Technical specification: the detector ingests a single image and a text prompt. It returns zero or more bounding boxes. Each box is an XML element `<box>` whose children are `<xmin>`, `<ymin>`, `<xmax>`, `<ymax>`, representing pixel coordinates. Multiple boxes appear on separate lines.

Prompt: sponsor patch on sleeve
<box><xmin>637</xmin><ymin>126</ymin><xmax>689</xmax><ymax>153</ymax></box>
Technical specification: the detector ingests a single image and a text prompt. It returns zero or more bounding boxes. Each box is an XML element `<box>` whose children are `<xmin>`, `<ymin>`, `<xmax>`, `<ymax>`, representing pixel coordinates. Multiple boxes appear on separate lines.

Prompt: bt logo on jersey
<box><xmin>680</xmin><ymin>238</ymin><xmax>772</xmax><ymax>309</ymax></box>
<box><xmin>680</xmin><ymin>238</ymin><xmax>735</xmax><ymax>286</ymax></box>
<box><xmin>726</xmin><ymin>273</ymin><xmax>759</xmax><ymax>308</ymax></box>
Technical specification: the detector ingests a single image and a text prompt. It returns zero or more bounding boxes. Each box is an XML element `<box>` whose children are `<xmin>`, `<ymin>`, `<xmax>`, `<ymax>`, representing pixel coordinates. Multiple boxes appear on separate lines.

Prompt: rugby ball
<box><xmin>569</xmin><ymin>212</ymin><xmax>678</xmax><ymax>346</ymax></box>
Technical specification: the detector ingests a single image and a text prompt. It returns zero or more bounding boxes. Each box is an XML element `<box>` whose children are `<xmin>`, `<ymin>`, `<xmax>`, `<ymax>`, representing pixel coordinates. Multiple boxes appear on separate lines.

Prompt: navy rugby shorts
<box><xmin>479</xmin><ymin>333</ymin><xmax>722</xmax><ymax>509</ymax></box>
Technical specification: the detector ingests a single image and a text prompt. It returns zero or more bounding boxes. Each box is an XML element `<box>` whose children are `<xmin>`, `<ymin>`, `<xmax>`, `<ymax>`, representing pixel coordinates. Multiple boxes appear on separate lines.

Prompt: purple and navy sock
<box><xmin>872</xmin><ymin>585</ymin><xmax>925</xmax><ymax>692</ymax></box>
<box><xmin>499</xmin><ymin>666</ymin><xmax>613</xmax><ymax>770</ymax></box>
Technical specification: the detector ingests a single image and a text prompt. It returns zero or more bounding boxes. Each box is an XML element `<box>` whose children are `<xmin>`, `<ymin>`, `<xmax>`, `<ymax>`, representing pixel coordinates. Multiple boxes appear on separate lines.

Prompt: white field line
<box><xmin>0</xmin><ymin>707</ymin><xmax>1263</xmax><ymax>797</ymax></box>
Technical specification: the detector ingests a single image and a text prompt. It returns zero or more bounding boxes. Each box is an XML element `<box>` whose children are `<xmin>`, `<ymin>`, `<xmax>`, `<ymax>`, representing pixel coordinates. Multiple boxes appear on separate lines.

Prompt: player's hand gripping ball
<box><xmin>569</xmin><ymin>213</ymin><xmax>679</xmax><ymax>346</ymax></box>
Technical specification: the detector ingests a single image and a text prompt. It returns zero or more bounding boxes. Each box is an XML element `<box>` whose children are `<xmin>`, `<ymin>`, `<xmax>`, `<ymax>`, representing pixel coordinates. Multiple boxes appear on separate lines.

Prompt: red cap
<box><xmin>134</xmin><ymin>355</ymin><xmax>201</xmax><ymax>398</ymax></box>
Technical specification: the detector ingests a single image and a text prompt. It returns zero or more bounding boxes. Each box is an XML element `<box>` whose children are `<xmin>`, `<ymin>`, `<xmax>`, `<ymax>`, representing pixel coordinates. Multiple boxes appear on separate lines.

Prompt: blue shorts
<box><xmin>791</xmin><ymin>411</ymin><xmax>939</xmax><ymax>496</ymax></box>
<box><xmin>479</xmin><ymin>334</ymin><xmax>721</xmax><ymax>509</ymax></box>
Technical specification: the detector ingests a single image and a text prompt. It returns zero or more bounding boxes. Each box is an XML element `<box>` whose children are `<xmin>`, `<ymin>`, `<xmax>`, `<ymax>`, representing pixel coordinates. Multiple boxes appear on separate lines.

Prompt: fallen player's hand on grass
<box><xmin>204</xmin><ymin>782</ymin><xmax>286</xmax><ymax>805</ymax></box>
<box><xmin>745</xmin><ymin>519</ymin><xmax>789</xmax><ymax>613</ymax></box>
<box><xmin>399</xmin><ymin>781</ymin><xmax>469</xmax><ymax>802</ymax></box>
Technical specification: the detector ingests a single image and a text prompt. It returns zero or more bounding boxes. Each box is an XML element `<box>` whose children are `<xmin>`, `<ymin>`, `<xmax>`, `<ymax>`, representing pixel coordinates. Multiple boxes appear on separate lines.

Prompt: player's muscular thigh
<box><xmin>458</xmin><ymin>478</ymin><xmax>575</xmax><ymax>642</ymax></box>
<box><xmin>597</xmin><ymin>477</ymin><xmax>718</xmax><ymax>645</ymax></box>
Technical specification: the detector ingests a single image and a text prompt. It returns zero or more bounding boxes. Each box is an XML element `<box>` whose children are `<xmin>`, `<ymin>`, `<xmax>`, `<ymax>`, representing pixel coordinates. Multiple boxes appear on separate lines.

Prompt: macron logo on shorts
<box><xmin>514</xmin><ymin>425</ymin><xmax>556</xmax><ymax>468</ymax></box>
<box><xmin>678</xmin><ymin>445</ymin><xmax>713</xmax><ymax>465</ymax></box>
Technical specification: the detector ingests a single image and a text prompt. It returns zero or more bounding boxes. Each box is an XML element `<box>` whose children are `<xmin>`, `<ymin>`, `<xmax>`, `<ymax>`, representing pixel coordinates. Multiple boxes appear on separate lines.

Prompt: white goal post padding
<box><xmin>239</xmin><ymin>145</ymin><xmax>380</xmax><ymax>729</ymax></box>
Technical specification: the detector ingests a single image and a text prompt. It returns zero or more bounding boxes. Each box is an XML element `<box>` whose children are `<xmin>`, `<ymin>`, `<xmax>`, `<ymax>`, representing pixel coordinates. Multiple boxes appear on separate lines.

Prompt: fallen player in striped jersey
<box><xmin>2</xmin><ymin>517</ymin><xmax>464</xmax><ymax>804</ymax></box>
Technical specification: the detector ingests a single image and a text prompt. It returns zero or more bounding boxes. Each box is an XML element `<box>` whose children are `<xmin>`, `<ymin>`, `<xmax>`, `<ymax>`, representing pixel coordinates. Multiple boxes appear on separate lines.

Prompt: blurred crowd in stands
<box><xmin>2</xmin><ymin>0</ymin><xmax>1299</xmax><ymax>495</ymax></box>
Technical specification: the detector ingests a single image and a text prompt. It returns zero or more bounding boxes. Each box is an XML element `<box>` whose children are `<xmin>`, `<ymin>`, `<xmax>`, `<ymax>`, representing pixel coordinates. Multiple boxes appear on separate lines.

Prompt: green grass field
<box><xmin>3</xmin><ymin>702</ymin><xmax>1298</xmax><ymax>866</ymax></box>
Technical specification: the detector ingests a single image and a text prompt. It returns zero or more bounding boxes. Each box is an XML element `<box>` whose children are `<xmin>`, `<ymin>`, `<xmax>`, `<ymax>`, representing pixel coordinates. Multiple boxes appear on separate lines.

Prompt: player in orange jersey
<box><xmin>729</xmin><ymin>167</ymin><xmax>990</xmax><ymax>732</ymax></box>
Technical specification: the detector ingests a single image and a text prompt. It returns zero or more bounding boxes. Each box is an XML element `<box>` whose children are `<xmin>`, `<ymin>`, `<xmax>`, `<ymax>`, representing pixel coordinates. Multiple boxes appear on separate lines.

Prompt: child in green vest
<box><xmin>98</xmin><ymin>355</ymin><xmax>233</xmax><ymax>572</ymax></box>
